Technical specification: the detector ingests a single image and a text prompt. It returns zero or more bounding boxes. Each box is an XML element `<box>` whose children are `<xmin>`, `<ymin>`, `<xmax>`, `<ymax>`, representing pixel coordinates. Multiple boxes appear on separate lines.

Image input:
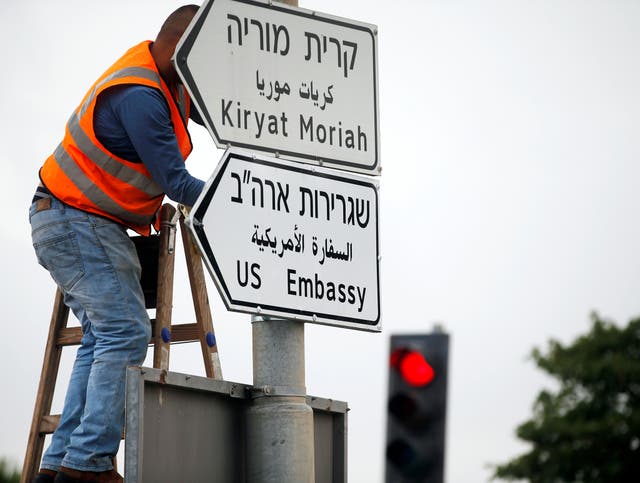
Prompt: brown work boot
<box><xmin>32</xmin><ymin>469</ymin><xmax>57</xmax><ymax>483</ymax></box>
<box><xmin>53</xmin><ymin>467</ymin><xmax>123</xmax><ymax>483</ymax></box>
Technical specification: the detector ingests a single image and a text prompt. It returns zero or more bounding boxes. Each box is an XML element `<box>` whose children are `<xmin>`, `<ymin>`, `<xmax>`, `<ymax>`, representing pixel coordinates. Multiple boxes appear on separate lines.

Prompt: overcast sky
<box><xmin>2</xmin><ymin>1</ymin><xmax>640</xmax><ymax>481</ymax></box>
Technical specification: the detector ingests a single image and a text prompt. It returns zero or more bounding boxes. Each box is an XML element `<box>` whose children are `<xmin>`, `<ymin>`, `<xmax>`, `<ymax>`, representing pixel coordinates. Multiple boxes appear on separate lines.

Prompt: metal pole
<box><xmin>246</xmin><ymin>316</ymin><xmax>315</xmax><ymax>481</ymax></box>
<box><xmin>246</xmin><ymin>316</ymin><xmax>314</xmax><ymax>481</ymax></box>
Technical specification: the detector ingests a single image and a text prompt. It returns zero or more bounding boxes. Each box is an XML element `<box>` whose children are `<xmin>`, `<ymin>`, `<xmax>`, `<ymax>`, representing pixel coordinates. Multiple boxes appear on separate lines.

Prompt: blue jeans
<box><xmin>30</xmin><ymin>197</ymin><xmax>151</xmax><ymax>472</ymax></box>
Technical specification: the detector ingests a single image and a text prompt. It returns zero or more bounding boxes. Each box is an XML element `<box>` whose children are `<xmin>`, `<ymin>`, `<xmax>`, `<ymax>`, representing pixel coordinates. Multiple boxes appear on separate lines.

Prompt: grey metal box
<box><xmin>125</xmin><ymin>367</ymin><xmax>347</xmax><ymax>482</ymax></box>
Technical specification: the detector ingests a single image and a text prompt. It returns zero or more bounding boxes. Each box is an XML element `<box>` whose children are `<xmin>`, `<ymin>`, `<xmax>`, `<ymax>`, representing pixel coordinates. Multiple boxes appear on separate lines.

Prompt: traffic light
<box><xmin>385</xmin><ymin>332</ymin><xmax>450</xmax><ymax>483</ymax></box>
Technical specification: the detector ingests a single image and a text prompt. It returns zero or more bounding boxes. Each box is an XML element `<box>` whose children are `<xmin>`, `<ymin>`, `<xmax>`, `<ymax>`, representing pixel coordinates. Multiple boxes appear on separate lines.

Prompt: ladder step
<box><xmin>166</xmin><ymin>323</ymin><xmax>201</xmax><ymax>343</ymax></box>
<box><xmin>40</xmin><ymin>414</ymin><xmax>124</xmax><ymax>440</ymax></box>
<box><xmin>39</xmin><ymin>415</ymin><xmax>60</xmax><ymax>434</ymax></box>
<box><xmin>56</xmin><ymin>327</ymin><xmax>82</xmax><ymax>346</ymax></box>
<box><xmin>55</xmin><ymin>323</ymin><xmax>202</xmax><ymax>347</ymax></box>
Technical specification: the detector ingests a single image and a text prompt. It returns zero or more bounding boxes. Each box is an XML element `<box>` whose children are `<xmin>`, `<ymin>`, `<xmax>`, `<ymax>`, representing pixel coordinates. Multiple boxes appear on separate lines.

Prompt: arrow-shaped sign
<box><xmin>187</xmin><ymin>148</ymin><xmax>381</xmax><ymax>331</ymax></box>
<box><xmin>175</xmin><ymin>0</ymin><xmax>380</xmax><ymax>174</ymax></box>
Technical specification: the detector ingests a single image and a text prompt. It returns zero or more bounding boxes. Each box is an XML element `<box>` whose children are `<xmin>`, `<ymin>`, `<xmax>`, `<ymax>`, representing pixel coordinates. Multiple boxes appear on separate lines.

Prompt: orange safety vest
<box><xmin>40</xmin><ymin>41</ymin><xmax>193</xmax><ymax>236</ymax></box>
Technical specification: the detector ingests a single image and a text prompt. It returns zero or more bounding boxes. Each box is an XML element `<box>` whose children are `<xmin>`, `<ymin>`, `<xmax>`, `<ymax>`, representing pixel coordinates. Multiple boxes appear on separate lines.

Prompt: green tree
<box><xmin>0</xmin><ymin>458</ymin><xmax>20</xmax><ymax>483</ymax></box>
<box><xmin>493</xmin><ymin>313</ymin><xmax>640</xmax><ymax>482</ymax></box>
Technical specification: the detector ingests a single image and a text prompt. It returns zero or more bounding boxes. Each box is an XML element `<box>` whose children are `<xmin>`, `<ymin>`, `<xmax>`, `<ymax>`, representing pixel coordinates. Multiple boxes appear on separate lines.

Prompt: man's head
<box><xmin>152</xmin><ymin>5</ymin><xmax>199</xmax><ymax>86</ymax></box>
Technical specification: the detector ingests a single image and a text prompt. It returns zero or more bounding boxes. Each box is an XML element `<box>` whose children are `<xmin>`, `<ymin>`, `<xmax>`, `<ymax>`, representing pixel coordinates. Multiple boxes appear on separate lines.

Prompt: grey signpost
<box><xmin>174</xmin><ymin>0</ymin><xmax>379</xmax><ymax>479</ymax></box>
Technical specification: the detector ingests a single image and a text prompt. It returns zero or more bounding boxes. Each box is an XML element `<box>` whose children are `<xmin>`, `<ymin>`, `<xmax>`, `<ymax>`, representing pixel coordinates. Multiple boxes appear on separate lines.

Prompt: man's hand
<box><xmin>177</xmin><ymin>204</ymin><xmax>191</xmax><ymax>218</ymax></box>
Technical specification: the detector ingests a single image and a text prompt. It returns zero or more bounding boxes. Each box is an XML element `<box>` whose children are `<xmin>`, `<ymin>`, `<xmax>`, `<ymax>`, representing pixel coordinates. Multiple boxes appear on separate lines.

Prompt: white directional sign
<box><xmin>175</xmin><ymin>0</ymin><xmax>380</xmax><ymax>174</ymax></box>
<box><xmin>187</xmin><ymin>148</ymin><xmax>380</xmax><ymax>331</ymax></box>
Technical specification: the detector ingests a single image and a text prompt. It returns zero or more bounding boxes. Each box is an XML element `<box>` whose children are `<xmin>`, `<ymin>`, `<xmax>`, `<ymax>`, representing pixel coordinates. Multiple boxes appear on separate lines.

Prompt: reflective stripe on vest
<box><xmin>65</xmin><ymin>112</ymin><xmax>163</xmax><ymax>197</ymax></box>
<box><xmin>51</xmin><ymin>144</ymin><xmax>154</xmax><ymax>226</ymax></box>
<box><xmin>78</xmin><ymin>66</ymin><xmax>161</xmax><ymax>119</ymax></box>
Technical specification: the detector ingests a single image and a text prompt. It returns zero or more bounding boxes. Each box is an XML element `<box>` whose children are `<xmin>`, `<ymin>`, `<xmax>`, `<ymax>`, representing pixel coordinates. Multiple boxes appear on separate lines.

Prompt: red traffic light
<box><xmin>390</xmin><ymin>348</ymin><xmax>435</xmax><ymax>387</ymax></box>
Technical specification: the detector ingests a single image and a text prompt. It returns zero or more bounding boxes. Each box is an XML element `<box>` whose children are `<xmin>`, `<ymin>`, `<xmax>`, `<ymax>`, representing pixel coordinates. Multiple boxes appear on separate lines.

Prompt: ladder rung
<box><xmin>40</xmin><ymin>414</ymin><xmax>124</xmax><ymax>439</ymax></box>
<box><xmin>56</xmin><ymin>324</ymin><xmax>202</xmax><ymax>347</ymax></box>
<box><xmin>56</xmin><ymin>327</ymin><xmax>82</xmax><ymax>346</ymax></box>
<box><xmin>168</xmin><ymin>323</ymin><xmax>201</xmax><ymax>343</ymax></box>
<box><xmin>39</xmin><ymin>415</ymin><xmax>60</xmax><ymax>434</ymax></box>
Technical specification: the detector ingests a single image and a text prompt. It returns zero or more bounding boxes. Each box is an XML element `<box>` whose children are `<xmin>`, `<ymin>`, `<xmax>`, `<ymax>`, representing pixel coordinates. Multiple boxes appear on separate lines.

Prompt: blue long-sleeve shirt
<box><xmin>94</xmin><ymin>84</ymin><xmax>204</xmax><ymax>206</ymax></box>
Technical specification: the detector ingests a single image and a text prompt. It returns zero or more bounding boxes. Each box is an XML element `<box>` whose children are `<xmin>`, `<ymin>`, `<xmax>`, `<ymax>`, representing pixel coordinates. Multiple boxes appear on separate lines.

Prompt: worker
<box><xmin>29</xmin><ymin>5</ymin><xmax>202</xmax><ymax>482</ymax></box>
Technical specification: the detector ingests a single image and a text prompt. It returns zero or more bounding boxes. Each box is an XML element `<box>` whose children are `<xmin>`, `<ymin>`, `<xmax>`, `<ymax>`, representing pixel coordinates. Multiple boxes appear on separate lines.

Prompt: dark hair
<box><xmin>158</xmin><ymin>5</ymin><xmax>199</xmax><ymax>39</ymax></box>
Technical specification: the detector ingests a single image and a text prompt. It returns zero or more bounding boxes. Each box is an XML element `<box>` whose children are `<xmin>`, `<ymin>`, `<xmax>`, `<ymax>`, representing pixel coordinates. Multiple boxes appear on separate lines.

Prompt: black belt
<box><xmin>32</xmin><ymin>184</ymin><xmax>52</xmax><ymax>204</ymax></box>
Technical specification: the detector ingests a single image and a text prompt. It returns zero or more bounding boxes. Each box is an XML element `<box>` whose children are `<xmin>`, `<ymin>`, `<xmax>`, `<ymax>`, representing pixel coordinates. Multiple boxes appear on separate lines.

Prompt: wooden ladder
<box><xmin>21</xmin><ymin>204</ymin><xmax>222</xmax><ymax>482</ymax></box>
